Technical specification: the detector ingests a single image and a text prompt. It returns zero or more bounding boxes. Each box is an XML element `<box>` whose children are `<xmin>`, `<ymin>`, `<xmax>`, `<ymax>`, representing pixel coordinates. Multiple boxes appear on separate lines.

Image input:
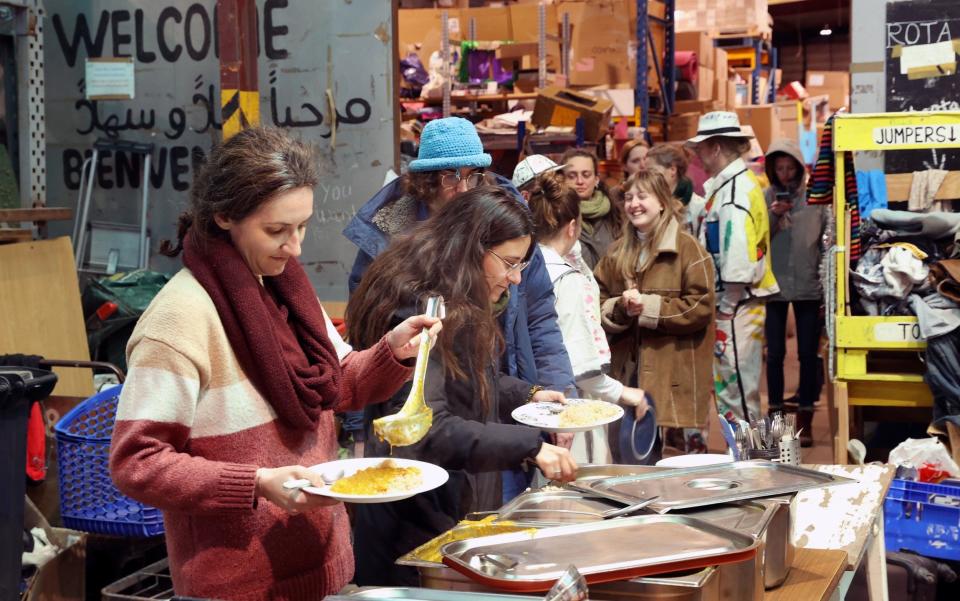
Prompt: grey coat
<box><xmin>764</xmin><ymin>140</ymin><xmax>827</xmax><ymax>302</ymax></box>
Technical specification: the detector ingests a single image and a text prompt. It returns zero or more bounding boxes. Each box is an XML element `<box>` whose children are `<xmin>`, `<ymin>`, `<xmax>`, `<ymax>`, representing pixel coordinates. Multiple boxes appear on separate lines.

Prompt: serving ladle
<box><xmin>373</xmin><ymin>295</ymin><xmax>445</xmax><ymax>447</ymax></box>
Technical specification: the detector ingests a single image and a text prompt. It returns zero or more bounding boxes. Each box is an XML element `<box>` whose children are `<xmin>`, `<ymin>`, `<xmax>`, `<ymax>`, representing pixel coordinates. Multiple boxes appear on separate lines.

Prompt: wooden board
<box><xmin>763</xmin><ymin>548</ymin><xmax>847</xmax><ymax>601</ymax></box>
<box><xmin>0</xmin><ymin>208</ymin><xmax>74</xmax><ymax>222</ymax></box>
<box><xmin>792</xmin><ymin>464</ymin><xmax>895</xmax><ymax>568</ymax></box>
<box><xmin>0</xmin><ymin>228</ymin><xmax>32</xmax><ymax>243</ymax></box>
<box><xmin>886</xmin><ymin>171</ymin><xmax>960</xmax><ymax>202</ymax></box>
<box><xmin>0</xmin><ymin>237</ymin><xmax>93</xmax><ymax>397</ymax></box>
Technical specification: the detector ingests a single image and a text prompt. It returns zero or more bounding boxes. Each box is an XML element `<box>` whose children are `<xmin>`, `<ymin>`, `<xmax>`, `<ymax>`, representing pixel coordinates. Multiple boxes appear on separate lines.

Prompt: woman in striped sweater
<box><xmin>109</xmin><ymin>128</ymin><xmax>440</xmax><ymax>601</ymax></box>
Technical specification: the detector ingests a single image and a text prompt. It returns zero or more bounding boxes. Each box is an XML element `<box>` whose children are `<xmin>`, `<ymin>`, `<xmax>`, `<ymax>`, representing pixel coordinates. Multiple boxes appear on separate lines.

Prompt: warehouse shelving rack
<box><xmin>635</xmin><ymin>0</ymin><xmax>676</xmax><ymax>140</ymax></box>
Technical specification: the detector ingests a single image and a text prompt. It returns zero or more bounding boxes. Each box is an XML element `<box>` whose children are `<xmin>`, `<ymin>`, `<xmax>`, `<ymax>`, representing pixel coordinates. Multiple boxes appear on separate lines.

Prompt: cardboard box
<box><xmin>714</xmin><ymin>77</ymin><xmax>727</xmax><ymax>108</ymax></box>
<box><xmin>776</xmin><ymin>100</ymin><xmax>800</xmax><ymax>144</ymax></box>
<box><xmin>805</xmin><ymin>70</ymin><xmax>849</xmax><ymax>110</ymax></box>
<box><xmin>555</xmin><ymin>0</ymin><xmax>666</xmax><ymax>88</ymax></box>
<box><xmin>583</xmin><ymin>87</ymin><xmax>636</xmax><ymax>118</ymax></box>
<box><xmin>736</xmin><ymin>104</ymin><xmax>777</xmax><ymax>154</ymax></box>
<box><xmin>715</xmin><ymin>47</ymin><xmax>729</xmax><ymax>89</ymax></box>
<box><xmin>676</xmin><ymin>31</ymin><xmax>714</xmax><ymax>68</ymax></box>
<box><xmin>667</xmin><ymin>112</ymin><xmax>701</xmax><ymax>141</ymax></box>
<box><xmin>676</xmin><ymin>0</ymin><xmax>770</xmax><ymax>35</ymax></box>
<box><xmin>697</xmin><ymin>66</ymin><xmax>715</xmax><ymax>101</ymax></box>
<box><xmin>22</xmin><ymin>498</ymin><xmax>86</xmax><ymax>601</ymax></box>
<box><xmin>559</xmin><ymin>0</ymin><xmax>632</xmax><ymax>86</ymax></box>
<box><xmin>674</xmin><ymin>99</ymin><xmax>722</xmax><ymax>114</ymax></box>
<box><xmin>532</xmin><ymin>86</ymin><xmax>614</xmax><ymax>142</ymax></box>
<box><xmin>507</xmin><ymin>4</ymin><xmax>560</xmax><ymax>69</ymax></box>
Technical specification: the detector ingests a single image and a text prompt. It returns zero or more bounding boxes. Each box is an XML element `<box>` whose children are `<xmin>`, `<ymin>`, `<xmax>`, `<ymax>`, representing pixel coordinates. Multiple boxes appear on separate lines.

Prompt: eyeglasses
<box><xmin>488</xmin><ymin>249</ymin><xmax>529</xmax><ymax>275</ymax></box>
<box><xmin>440</xmin><ymin>170</ymin><xmax>485</xmax><ymax>190</ymax></box>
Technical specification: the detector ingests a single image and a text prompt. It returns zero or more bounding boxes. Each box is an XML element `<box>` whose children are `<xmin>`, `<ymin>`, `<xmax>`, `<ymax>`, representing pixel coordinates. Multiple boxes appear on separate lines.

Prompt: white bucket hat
<box><xmin>512</xmin><ymin>154</ymin><xmax>565</xmax><ymax>189</ymax></box>
<box><xmin>685</xmin><ymin>111</ymin><xmax>754</xmax><ymax>145</ymax></box>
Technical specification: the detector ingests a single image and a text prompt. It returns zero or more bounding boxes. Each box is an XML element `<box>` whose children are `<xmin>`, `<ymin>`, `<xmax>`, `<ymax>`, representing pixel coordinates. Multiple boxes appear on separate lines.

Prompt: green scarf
<box><xmin>491</xmin><ymin>290</ymin><xmax>510</xmax><ymax>316</ymax></box>
<box><xmin>674</xmin><ymin>177</ymin><xmax>694</xmax><ymax>206</ymax></box>
<box><xmin>579</xmin><ymin>189</ymin><xmax>611</xmax><ymax>237</ymax></box>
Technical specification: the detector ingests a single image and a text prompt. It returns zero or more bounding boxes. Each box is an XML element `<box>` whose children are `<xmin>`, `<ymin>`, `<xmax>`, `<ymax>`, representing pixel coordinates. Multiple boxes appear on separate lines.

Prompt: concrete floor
<box><xmin>704</xmin><ymin>329</ymin><xmax>836</xmax><ymax>464</ymax></box>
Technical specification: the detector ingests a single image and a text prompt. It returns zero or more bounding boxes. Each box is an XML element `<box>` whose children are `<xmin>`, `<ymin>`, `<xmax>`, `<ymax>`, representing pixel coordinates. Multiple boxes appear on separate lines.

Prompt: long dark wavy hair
<box><xmin>346</xmin><ymin>185</ymin><xmax>535</xmax><ymax>410</ymax></box>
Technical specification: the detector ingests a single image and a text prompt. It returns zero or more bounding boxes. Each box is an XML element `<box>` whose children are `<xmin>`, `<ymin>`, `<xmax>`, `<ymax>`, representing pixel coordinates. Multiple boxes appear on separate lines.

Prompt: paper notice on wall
<box><xmin>85</xmin><ymin>58</ymin><xmax>135</xmax><ymax>100</ymax></box>
<box><xmin>899</xmin><ymin>40</ymin><xmax>957</xmax><ymax>77</ymax></box>
<box><xmin>808</xmin><ymin>73</ymin><xmax>825</xmax><ymax>86</ymax></box>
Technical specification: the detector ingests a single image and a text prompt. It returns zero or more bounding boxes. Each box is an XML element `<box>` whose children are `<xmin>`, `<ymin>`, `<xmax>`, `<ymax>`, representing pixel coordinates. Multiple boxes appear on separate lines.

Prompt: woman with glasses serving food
<box><xmin>343</xmin><ymin>118</ymin><xmax>576</xmax><ymax>501</ymax></box>
<box><xmin>346</xmin><ymin>186</ymin><xmax>577</xmax><ymax>586</ymax></box>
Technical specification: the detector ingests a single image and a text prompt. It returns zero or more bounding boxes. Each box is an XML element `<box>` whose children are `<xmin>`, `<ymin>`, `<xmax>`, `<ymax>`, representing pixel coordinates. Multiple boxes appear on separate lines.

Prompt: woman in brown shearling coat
<box><xmin>594</xmin><ymin>170</ymin><xmax>716</xmax><ymax>458</ymax></box>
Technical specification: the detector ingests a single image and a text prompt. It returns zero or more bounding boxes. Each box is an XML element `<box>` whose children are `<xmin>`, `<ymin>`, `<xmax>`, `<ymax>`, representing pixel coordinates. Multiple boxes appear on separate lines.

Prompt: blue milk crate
<box><xmin>884</xmin><ymin>478</ymin><xmax>960</xmax><ymax>561</ymax></box>
<box><xmin>54</xmin><ymin>385</ymin><xmax>164</xmax><ymax>537</ymax></box>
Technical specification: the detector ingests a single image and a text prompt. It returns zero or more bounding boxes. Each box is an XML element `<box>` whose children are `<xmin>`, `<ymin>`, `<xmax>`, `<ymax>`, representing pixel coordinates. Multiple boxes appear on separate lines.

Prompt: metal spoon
<box><xmin>373</xmin><ymin>296</ymin><xmax>444</xmax><ymax>447</ymax></box>
<box><xmin>282</xmin><ymin>467</ymin><xmax>345</xmax><ymax>492</ymax></box>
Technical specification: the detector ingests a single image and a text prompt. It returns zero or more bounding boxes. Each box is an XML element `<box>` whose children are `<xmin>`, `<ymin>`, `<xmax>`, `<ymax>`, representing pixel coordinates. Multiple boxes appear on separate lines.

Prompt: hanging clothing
<box><xmin>714</xmin><ymin>300</ymin><xmax>766</xmax><ymax>422</ymax></box>
<box><xmin>807</xmin><ymin>114</ymin><xmax>861</xmax><ymax>261</ymax></box>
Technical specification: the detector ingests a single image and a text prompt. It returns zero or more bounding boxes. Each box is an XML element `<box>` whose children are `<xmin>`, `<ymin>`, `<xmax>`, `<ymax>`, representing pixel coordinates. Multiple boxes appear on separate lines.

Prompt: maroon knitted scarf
<box><xmin>182</xmin><ymin>231</ymin><xmax>342</xmax><ymax>430</ymax></box>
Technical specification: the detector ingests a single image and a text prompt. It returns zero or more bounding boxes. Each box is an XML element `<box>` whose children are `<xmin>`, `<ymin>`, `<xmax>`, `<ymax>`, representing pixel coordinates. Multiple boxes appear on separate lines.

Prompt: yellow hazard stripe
<box><xmin>221</xmin><ymin>89</ymin><xmax>260</xmax><ymax>139</ymax></box>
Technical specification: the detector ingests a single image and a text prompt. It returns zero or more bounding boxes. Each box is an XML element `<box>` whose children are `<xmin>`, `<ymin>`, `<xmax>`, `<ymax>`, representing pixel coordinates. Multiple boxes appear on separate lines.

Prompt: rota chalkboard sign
<box><xmin>885</xmin><ymin>0</ymin><xmax>960</xmax><ymax>174</ymax></box>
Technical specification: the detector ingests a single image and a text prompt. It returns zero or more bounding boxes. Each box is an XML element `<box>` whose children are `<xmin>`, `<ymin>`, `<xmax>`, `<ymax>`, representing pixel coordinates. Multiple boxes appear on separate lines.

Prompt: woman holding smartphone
<box><xmin>764</xmin><ymin>139</ymin><xmax>826</xmax><ymax>446</ymax></box>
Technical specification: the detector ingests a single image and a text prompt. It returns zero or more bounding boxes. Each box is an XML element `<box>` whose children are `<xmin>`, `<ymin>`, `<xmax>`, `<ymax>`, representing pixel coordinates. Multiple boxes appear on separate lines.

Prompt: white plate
<box><xmin>511</xmin><ymin>398</ymin><xmax>624</xmax><ymax>433</ymax></box>
<box><xmin>655</xmin><ymin>453</ymin><xmax>734</xmax><ymax>468</ymax></box>
<box><xmin>304</xmin><ymin>457</ymin><xmax>449</xmax><ymax>503</ymax></box>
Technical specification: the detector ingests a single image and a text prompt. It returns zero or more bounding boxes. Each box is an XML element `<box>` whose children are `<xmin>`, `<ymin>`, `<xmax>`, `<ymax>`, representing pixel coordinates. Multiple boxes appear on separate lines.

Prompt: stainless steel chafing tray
<box><xmin>325</xmin><ymin>587</ymin><xmax>541</xmax><ymax>600</ymax></box>
<box><xmin>487</xmin><ymin>488</ymin><xmax>791</xmax><ymax>590</ymax></box>
<box><xmin>681</xmin><ymin>497</ymin><xmax>794</xmax><ymax>589</ymax></box>
<box><xmin>570</xmin><ymin>460</ymin><xmax>851</xmax><ymax>512</ymax></box>
<box><xmin>439</xmin><ymin>514</ymin><xmax>759</xmax><ymax>593</ymax></box>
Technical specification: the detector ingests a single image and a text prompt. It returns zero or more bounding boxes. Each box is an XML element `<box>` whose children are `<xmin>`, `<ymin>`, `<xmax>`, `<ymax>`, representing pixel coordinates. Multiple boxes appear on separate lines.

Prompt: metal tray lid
<box><xmin>571</xmin><ymin>460</ymin><xmax>852</xmax><ymax>513</ymax></box>
<box><xmin>440</xmin><ymin>514</ymin><xmax>758</xmax><ymax>593</ymax></box>
<box><xmin>679</xmin><ymin>499</ymin><xmax>779</xmax><ymax>538</ymax></box>
<box><xmin>494</xmin><ymin>489</ymin><xmax>621</xmax><ymax>527</ymax></box>
<box><xmin>325</xmin><ymin>587</ymin><xmax>541</xmax><ymax>600</ymax></box>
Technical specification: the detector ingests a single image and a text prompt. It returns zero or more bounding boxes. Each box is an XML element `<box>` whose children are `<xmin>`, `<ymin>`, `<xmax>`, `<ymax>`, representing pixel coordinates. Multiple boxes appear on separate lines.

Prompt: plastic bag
<box><xmin>544</xmin><ymin>565</ymin><xmax>588</xmax><ymax>601</ymax></box>
<box><xmin>888</xmin><ymin>437</ymin><xmax>960</xmax><ymax>482</ymax></box>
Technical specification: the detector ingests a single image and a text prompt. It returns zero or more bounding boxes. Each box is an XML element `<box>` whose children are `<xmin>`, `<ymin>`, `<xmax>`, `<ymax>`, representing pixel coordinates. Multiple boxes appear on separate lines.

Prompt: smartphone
<box><xmin>775</xmin><ymin>192</ymin><xmax>793</xmax><ymax>208</ymax></box>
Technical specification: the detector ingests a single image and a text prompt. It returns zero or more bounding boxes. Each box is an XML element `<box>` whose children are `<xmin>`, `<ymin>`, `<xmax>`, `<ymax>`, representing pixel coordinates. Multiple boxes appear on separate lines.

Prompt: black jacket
<box><xmin>352</xmin><ymin>324</ymin><xmax>542</xmax><ymax>586</ymax></box>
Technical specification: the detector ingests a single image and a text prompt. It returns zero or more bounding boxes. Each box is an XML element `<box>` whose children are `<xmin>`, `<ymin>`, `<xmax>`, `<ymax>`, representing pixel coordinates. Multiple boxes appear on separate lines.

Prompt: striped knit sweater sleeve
<box><xmin>110</xmin><ymin>269</ymin><xmax>411</xmax><ymax>514</ymax></box>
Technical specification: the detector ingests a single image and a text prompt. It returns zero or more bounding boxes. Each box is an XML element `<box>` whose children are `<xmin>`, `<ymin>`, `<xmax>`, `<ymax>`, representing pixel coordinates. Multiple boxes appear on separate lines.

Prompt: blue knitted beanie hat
<box><xmin>409</xmin><ymin>117</ymin><xmax>492</xmax><ymax>172</ymax></box>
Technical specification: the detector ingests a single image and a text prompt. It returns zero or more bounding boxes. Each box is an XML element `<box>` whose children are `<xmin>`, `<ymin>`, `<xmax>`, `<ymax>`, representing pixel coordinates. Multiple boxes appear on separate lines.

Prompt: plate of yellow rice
<box><xmin>304</xmin><ymin>458</ymin><xmax>448</xmax><ymax>503</ymax></box>
<box><xmin>512</xmin><ymin>398</ymin><xmax>624</xmax><ymax>433</ymax></box>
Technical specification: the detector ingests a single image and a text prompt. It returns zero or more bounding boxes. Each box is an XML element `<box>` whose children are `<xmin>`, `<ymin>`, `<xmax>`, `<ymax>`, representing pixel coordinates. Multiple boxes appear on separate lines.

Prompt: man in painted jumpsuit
<box><xmin>688</xmin><ymin>112</ymin><xmax>779</xmax><ymax>422</ymax></box>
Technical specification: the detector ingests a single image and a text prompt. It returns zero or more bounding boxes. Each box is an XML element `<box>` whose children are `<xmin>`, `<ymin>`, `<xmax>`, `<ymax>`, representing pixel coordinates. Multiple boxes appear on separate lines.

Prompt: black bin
<box><xmin>0</xmin><ymin>367</ymin><xmax>57</xmax><ymax>600</ymax></box>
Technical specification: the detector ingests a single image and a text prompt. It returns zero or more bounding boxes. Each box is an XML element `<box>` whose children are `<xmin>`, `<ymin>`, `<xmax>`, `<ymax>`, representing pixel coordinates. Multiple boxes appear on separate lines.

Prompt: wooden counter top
<box><xmin>764</xmin><ymin>547</ymin><xmax>848</xmax><ymax>601</ymax></box>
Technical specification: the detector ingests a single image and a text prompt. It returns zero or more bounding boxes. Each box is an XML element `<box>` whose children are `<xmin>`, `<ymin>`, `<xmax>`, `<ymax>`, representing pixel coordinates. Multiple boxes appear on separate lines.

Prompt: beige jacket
<box><xmin>594</xmin><ymin>218</ymin><xmax>716</xmax><ymax>429</ymax></box>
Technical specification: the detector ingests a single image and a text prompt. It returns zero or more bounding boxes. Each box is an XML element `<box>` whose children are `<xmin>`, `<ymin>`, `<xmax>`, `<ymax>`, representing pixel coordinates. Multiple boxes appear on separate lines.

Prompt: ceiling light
<box><xmin>820</xmin><ymin>24</ymin><xmax>833</xmax><ymax>36</ymax></box>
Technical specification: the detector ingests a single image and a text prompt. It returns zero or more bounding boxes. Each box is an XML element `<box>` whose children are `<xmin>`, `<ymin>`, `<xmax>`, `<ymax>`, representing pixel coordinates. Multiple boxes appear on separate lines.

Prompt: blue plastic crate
<box><xmin>54</xmin><ymin>385</ymin><xmax>164</xmax><ymax>537</ymax></box>
<box><xmin>884</xmin><ymin>478</ymin><xmax>960</xmax><ymax>561</ymax></box>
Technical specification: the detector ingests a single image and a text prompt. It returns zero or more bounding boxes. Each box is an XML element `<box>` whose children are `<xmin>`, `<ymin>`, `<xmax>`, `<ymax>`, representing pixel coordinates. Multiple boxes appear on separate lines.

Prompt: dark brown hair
<box><xmin>646</xmin><ymin>143</ymin><xmax>689</xmax><ymax>179</ymax></box>
<box><xmin>403</xmin><ymin>170</ymin><xmax>442</xmax><ymax>204</ymax></box>
<box><xmin>347</xmin><ymin>185</ymin><xmax>535</xmax><ymax>410</ymax></box>
<box><xmin>527</xmin><ymin>170</ymin><xmax>580</xmax><ymax>240</ymax></box>
<box><xmin>160</xmin><ymin>127</ymin><xmax>318</xmax><ymax>256</ymax></box>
